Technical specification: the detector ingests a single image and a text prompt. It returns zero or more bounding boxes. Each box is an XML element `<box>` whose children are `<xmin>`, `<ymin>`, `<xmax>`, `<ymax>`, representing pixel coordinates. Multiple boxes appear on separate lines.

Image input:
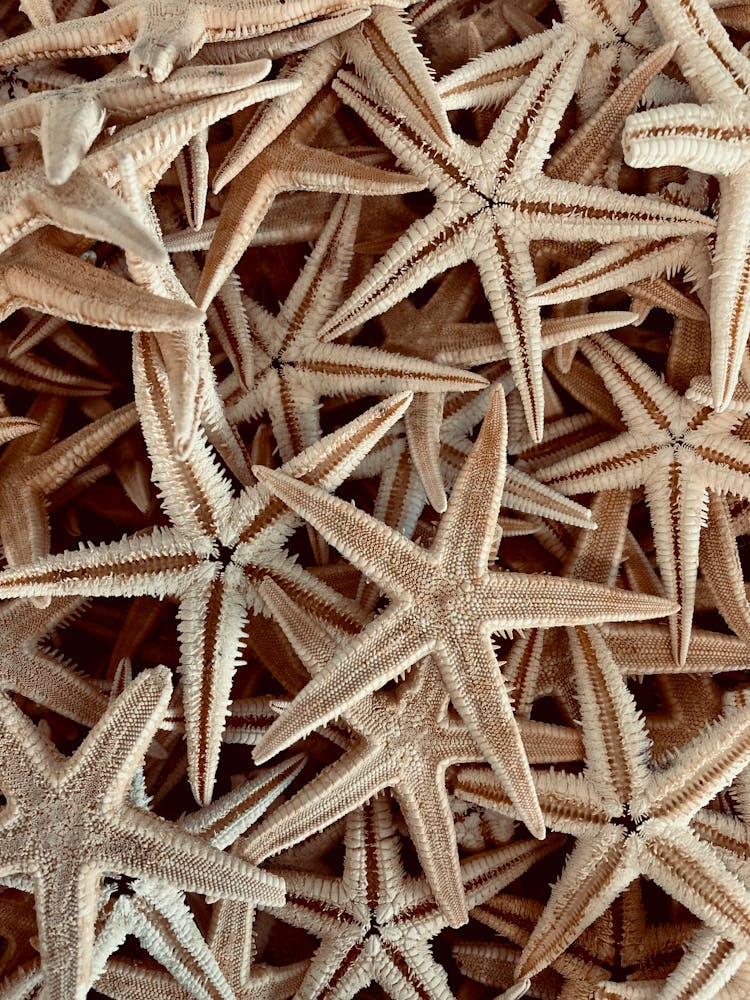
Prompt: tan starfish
<box><xmin>0</xmin><ymin>666</ymin><xmax>284</xmax><ymax>1000</ymax></box>
<box><xmin>458</xmin><ymin>628</ymin><xmax>750</xmax><ymax>989</ymax></box>
<box><xmin>0</xmin><ymin>0</ymin><xmax>368</xmax><ymax>82</ymax></box>
<box><xmin>251</xmin><ymin>386</ymin><xmax>676</xmax><ymax>839</ymax></box>
<box><xmin>322</xmin><ymin>26</ymin><xmax>712</xmax><ymax>440</ymax></box>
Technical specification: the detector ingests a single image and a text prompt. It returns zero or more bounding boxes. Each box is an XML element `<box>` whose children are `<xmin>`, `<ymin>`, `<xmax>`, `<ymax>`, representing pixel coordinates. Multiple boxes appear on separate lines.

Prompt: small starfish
<box><xmin>0</xmin><ymin>666</ymin><xmax>284</xmax><ymax>1000</ymax></box>
<box><xmin>538</xmin><ymin>331</ymin><xmax>750</xmax><ymax>664</ymax></box>
<box><xmin>251</xmin><ymin>386</ymin><xmax>676</xmax><ymax>839</ymax></box>
<box><xmin>264</xmin><ymin>795</ymin><xmax>564</xmax><ymax>1000</ymax></box>
<box><xmin>0</xmin><ymin>0</ymin><xmax>368</xmax><ymax>83</ymax></box>
<box><xmin>195</xmin><ymin>88</ymin><xmax>424</xmax><ymax>310</ymax></box>
<box><xmin>221</xmin><ymin>194</ymin><xmax>487</xmax><ymax>463</ymax></box>
<box><xmin>322</xmin><ymin>26</ymin><xmax>712</xmax><ymax>440</ymax></box>
<box><xmin>621</xmin><ymin>0</ymin><xmax>750</xmax><ymax>411</ymax></box>
<box><xmin>457</xmin><ymin>628</ymin><xmax>750</xmax><ymax>988</ymax></box>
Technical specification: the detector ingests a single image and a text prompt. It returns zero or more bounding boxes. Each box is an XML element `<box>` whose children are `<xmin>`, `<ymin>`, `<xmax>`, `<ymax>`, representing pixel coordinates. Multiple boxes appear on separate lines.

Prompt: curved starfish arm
<box><xmin>515</xmin><ymin>830</ymin><xmax>637</xmax><ymax>981</ymax></box>
<box><xmin>251</xmin><ymin>466</ymin><xmax>435</xmax><ymax>596</ymax></box>
<box><xmin>623</xmin><ymin>103</ymin><xmax>750</xmax><ymax>177</ymax></box>
<box><xmin>658</xmin><ymin>926</ymin><xmax>746</xmax><ymax>1000</ymax></box>
<box><xmin>638</xmin><ymin>824</ymin><xmax>750</xmax><ymax>949</ymax></box>
<box><xmin>482</xmin><ymin>571</ymin><xmax>677</xmax><ymax>631</ymax></box>
<box><xmin>0</xmin><ymin>4</ymin><xmax>139</xmax><ymax>67</ymax></box>
<box><xmin>2</xmin><ymin>239</ymin><xmax>204</xmax><ymax>333</ymax></box>
<box><xmin>435</xmin><ymin>633</ymin><xmax>544</xmax><ymax>839</ymax></box>
<box><xmin>701</xmin><ymin>494</ymin><xmax>750</xmax><ymax>642</ymax></box>
<box><xmin>177</xmin><ymin>565</ymin><xmax>249</xmax><ymax>806</ymax></box>
<box><xmin>647</xmin><ymin>0</ymin><xmax>750</xmax><ymax>104</ymax></box>
<box><xmin>246</xmin><ymin>746</ymin><xmax>396</xmax><ymax>863</ymax></box>
<box><xmin>253</xmin><ymin>608</ymin><xmax>435</xmax><ymax>763</ymax></box>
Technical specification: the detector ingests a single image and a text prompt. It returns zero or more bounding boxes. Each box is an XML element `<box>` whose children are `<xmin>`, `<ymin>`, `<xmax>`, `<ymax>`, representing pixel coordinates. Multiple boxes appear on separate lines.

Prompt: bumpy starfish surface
<box><xmin>252</xmin><ymin>387</ymin><xmax>676</xmax><ymax>839</ymax></box>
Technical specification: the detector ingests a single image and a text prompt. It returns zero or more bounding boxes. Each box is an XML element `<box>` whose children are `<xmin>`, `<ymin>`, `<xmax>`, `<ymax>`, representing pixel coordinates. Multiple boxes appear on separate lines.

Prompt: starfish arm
<box><xmin>246</xmin><ymin>746</ymin><xmax>395</xmax><ymax>863</ymax></box>
<box><xmin>0</xmin><ymin>527</ymin><xmax>214</xmax><ymax>601</ymax></box>
<box><xmin>434</xmin><ymin>386</ymin><xmax>508</xmax><ymax>574</ymax></box>
<box><xmin>483</xmin><ymin>571</ymin><xmax>676</xmax><ymax>629</ymax></box>
<box><xmin>251</xmin><ymin>466</ymin><xmax>434</xmax><ymax>595</ymax></box>
<box><xmin>637</xmin><ymin>704</ymin><xmax>750</xmax><ymax>822</ymax></box>
<box><xmin>404</xmin><ymin>392</ymin><xmax>448</xmax><ymax>512</ymax></box>
<box><xmin>638</xmin><ymin>824</ymin><xmax>750</xmax><ymax>949</ymax></box>
<box><xmin>253</xmin><ymin>607</ymin><xmax>435</xmax><ymax>763</ymax></box>
<box><xmin>515</xmin><ymin>830</ymin><xmax>637</xmax><ymax>981</ymax></box>
<box><xmin>701</xmin><ymin>494</ymin><xmax>750</xmax><ymax>642</ymax></box>
<box><xmin>374</xmin><ymin>942</ymin><xmax>453</xmax><ymax>1000</ymax></box>
<box><xmin>567</xmin><ymin>625</ymin><xmax>651</xmax><ymax>807</ymax></box>
<box><xmin>530</xmin><ymin>236</ymin><xmax>698</xmax><ymax>307</ymax></box>
<box><xmin>0</xmin><ymin>5</ymin><xmax>139</xmax><ymax>67</ymax></box>
<box><xmin>647</xmin><ymin>0</ymin><xmax>750</xmax><ymax>103</ymax></box>
<box><xmin>322</xmin><ymin>205</ymin><xmax>477</xmax><ymax>342</ymax></box>
<box><xmin>347</xmin><ymin>7</ymin><xmax>453</xmax><ymax>146</ymax></box>
<box><xmin>436</xmin><ymin>27</ymin><xmax>551</xmax><ymax>110</ymax></box>
<box><xmin>539</xmin><ymin>431</ymin><xmax>659</xmax><ymax>494</ymax></box>
<box><xmin>1</xmin><ymin>488</ymin><xmax>52</xmax><ymax>567</ymax></box>
<box><xmin>32</xmin><ymin>864</ymin><xmax>101</xmax><ymax>1000</ymax></box>
<box><xmin>2</xmin><ymin>239</ymin><xmax>204</xmax><ymax>332</ymax></box>
<box><xmin>623</xmin><ymin>103</ymin><xmax>750</xmax><ymax>176</ymax></box>
<box><xmin>397</xmin><ymin>761</ymin><xmax>469</xmax><ymax>927</ymax></box>
<box><xmin>605</xmin><ymin>620</ymin><xmax>750</xmax><ymax>674</ymax></box>
<box><xmin>176</xmin><ymin>566</ymin><xmax>249</xmax><ymax>805</ymax></box>
<box><xmin>658</xmin><ymin>927</ymin><xmax>747</xmax><ymax>1000</ymax></box>
<box><xmin>19</xmin><ymin>167</ymin><xmax>165</xmax><ymax>264</ymax></box>
<box><xmin>5</xmin><ymin>645</ymin><xmax>107</xmax><ymax>729</ymax></box>
<box><xmin>106</xmin><ymin>810</ymin><xmax>285</xmax><ymax>907</ymax></box>
<box><xmin>175</xmin><ymin>131</ymin><xmax>209</xmax><ymax>230</ymax></box>
<box><xmin>473</xmin><ymin>217</ymin><xmax>546</xmax><ymax>440</ymax></box>
<box><xmin>94</xmin><ymin>959</ymin><xmax>192</xmax><ymax>1000</ymax></box>
<box><xmin>520</xmin><ymin>177</ymin><xmax>714</xmax><ymax>243</ymax></box>
<box><xmin>503</xmin><ymin>467</ymin><xmax>595</xmax><ymax>529</ymax></box>
<box><xmin>435</xmin><ymin>634</ymin><xmax>544</xmax><ymax>839</ymax></box>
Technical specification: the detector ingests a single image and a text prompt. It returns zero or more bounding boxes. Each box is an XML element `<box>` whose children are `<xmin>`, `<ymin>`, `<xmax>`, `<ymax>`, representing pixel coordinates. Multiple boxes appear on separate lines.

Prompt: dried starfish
<box><xmin>0</xmin><ymin>666</ymin><xmax>285</xmax><ymax>1000</ymax></box>
<box><xmin>251</xmin><ymin>387</ymin><xmax>676</xmax><ymax>839</ymax></box>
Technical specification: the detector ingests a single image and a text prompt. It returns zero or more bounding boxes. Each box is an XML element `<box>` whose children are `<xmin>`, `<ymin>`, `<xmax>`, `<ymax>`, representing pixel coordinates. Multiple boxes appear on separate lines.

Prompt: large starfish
<box><xmin>0</xmin><ymin>666</ymin><xmax>284</xmax><ymax>1000</ymax></box>
<box><xmin>0</xmin><ymin>353</ymin><xmax>412</xmax><ymax>805</ymax></box>
<box><xmin>0</xmin><ymin>0</ymin><xmax>368</xmax><ymax>82</ymax></box>
<box><xmin>251</xmin><ymin>386</ymin><xmax>676</xmax><ymax>839</ymax></box>
<box><xmin>320</xmin><ymin>25</ymin><xmax>712</xmax><ymax>440</ymax></box>
<box><xmin>621</xmin><ymin>0</ymin><xmax>750</xmax><ymax>411</ymax></box>
<box><xmin>538</xmin><ymin>331</ymin><xmax>750</xmax><ymax>665</ymax></box>
<box><xmin>457</xmin><ymin>626</ymin><xmax>750</xmax><ymax>992</ymax></box>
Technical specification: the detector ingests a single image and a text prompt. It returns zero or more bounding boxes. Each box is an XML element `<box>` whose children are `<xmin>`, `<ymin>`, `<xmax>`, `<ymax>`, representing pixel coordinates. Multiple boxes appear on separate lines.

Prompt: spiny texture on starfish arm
<box><xmin>0</xmin><ymin>0</ymin><xmax>749</xmax><ymax>996</ymax></box>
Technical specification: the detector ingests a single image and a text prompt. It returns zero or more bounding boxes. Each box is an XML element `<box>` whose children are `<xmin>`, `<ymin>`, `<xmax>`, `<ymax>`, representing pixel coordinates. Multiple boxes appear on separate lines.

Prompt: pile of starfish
<box><xmin>2</xmin><ymin>0</ymin><xmax>750</xmax><ymax>997</ymax></box>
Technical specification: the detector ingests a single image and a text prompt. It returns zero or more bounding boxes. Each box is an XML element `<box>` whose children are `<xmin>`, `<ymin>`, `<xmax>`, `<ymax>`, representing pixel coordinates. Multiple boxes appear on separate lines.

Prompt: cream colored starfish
<box><xmin>538</xmin><ymin>332</ymin><xmax>750</xmax><ymax>664</ymax></box>
<box><xmin>458</xmin><ymin>628</ymin><xmax>750</xmax><ymax>990</ymax></box>
<box><xmin>0</xmin><ymin>666</ymin><xmax>285</xmax><ymax>1000</ymax></box>
<box><xmin>322</xmin><ymin>26</ymin><xmax>712</xmax><ymax>440</ymax></box>
<box><xmin>251</xmin><ymin>386</ymin><xmax>676</xmax><ymax>839</ymax></box>
<box><xmin>621</xmin><ymin>0</ymin><xmax>750</xmax><ymax>411</ymax></box>
<box><xmin>0</xmin><ymin>0</ymin><xmax>368</xmax><ymax>82</ymax></box>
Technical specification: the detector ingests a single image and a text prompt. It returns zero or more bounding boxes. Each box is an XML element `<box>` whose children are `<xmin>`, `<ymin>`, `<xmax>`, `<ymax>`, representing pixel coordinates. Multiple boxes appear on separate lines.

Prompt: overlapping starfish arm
<box><xmin>0</xmin><ymin>668</ymin><xmax>285</xmax><ymax>1000</ymax></box>
<box><xmin>0</xmin><ymin>0</ymin><xmax>368</xmax><ymax>82</ymax></box>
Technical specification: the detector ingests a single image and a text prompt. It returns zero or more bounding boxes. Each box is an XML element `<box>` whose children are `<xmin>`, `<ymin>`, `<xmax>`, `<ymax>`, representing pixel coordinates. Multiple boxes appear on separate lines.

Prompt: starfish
<box><xmin>457</xmin><ymin>626</ymin><xmax>750</xmax><ymax>989</ymax></box>
<box><xmin>0</xmin><ymin>59</ymin><xmax>275</xmax><ymax>185</ymax></box>
<box><xmin>0</xmin><ymin>0</ymin><xmax>369</xmax><ymax>83</ymax></box>
<box><xmin>243</xmin><ymin>576</ymin><xmax>582</xmax><ymax>928</ymax></box>
<box><xmin>621</xmin><ymin>0</ymin><xmax>750</xmax><ymax>411</ymax></box>
<box><xmin>0</xmin><ymin>666</ymin><xmax>285</xmax><ymax>1000</ymax></box>
<box><xmin>0</xmin><ymin>395</ymin><xmax>138</xmax><ymax>566</ymax></box>
<box><xmin>220</xmin><ymin>194</ymin><xmax>487</xmax><ymax>463</ymax></box>
<box><xmin>321</xmin><ymin>25</ymin><xmax>713</xmax><ymax>441</ymax></box>
<box><xmin>0</xmin><ymin>354</ymin><xmax>412</xmax><ymax>805</ymax></box>
<box><xmin>538</xmin><ymin>331</ymin><xmax>750</xmax><ymax>664</ymax></box>
<box><xmin>195</xmin><ymin>87</ymin><xmax>424</xmax><ymax>311</ymax></box>
<box><xmin>263</xmin><ymin>795</ymin><xmax>564</xmax><ymax>1000</ymax></box>
<box><xmin>251</xmin><ymin>386</ymin><xmax>676</xmax><ymax>839</ymax></box>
